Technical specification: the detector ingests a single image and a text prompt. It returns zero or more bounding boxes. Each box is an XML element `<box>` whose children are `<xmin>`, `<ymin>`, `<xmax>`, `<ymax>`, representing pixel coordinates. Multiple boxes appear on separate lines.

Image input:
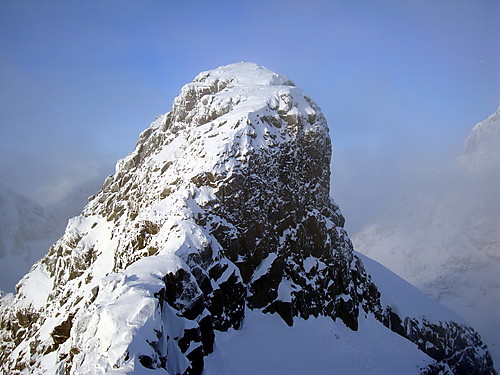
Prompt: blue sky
<box><xmin>0</xmin><ymin>0</ymin><xmax>498</xmax><ymax>232</ymax></box>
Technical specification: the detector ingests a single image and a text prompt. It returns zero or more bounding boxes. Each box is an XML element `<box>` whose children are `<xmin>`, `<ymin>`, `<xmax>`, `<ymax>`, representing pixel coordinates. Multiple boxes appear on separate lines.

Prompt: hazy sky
<box><xmin>0</xmin><ymin>0</ymin><xmax>498</xmax><ymax>233</ymax></box>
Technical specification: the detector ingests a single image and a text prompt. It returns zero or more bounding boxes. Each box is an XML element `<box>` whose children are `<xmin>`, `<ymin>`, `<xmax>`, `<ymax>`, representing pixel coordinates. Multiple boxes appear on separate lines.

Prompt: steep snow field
<box><xmin>205</xmin><ymin>252</ymin><xmax>473</xmax><ymax>375</ymax></box>
<box><xmin>204</xmin><ymin>309</ymin><xmax>433</xmax><ymax>375</ymax></box>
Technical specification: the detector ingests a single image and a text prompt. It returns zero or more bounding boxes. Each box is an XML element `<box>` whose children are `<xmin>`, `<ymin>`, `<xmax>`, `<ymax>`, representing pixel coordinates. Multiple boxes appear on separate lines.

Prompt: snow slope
<box><xmin>205</xmin><ymin>253</ymin><xmax>475</xmax><ymax>375</ymax></box>
<box><xmin>0</xmin><ymin>63</ymin><xmax>495</xmax><ymax>374</ymax></box>
<box><xmin>204</xmin><ymin>309</ymin><xmax>433</xmax><ymax>375</ymax></box>
<box><xmin>353</xmin><ymin>107</ymin><xmax>500</xmax><ymax>369</ymax></box>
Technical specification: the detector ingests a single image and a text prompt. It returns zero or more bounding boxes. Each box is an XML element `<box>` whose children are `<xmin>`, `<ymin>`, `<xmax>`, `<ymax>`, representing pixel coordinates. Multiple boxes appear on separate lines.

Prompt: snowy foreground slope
<box><xmin>0</xmin><ymin>63</ymin><xmax>495</xmax><ymax>374</ymax></box>
<box><xmin>353</xmin><ymin>108</ymin><xmax>500</xmax><ymax>369</ymax></box>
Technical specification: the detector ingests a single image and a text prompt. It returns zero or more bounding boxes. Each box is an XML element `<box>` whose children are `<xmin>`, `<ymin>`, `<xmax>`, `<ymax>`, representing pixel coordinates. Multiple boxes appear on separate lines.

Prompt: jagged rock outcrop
<box><xmin>0</xmin><ymin>63</ymin><xmax>495</xmax><ymax>374</ymax></box>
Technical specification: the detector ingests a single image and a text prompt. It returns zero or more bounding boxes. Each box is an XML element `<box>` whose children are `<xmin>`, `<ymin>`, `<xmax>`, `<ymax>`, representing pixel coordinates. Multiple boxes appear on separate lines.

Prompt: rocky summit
<box><xmin>0</xmin><ymin>63</ymin><xmax>496</xmax><ymax>374</ymax></box>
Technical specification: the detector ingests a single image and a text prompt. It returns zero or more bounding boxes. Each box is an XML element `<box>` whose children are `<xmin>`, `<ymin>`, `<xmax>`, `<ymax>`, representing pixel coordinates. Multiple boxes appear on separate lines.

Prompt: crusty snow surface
<box><xmin>353</xmin><ymin>107</ymin><xmax>500</xmax><ymax>370</ymax></box>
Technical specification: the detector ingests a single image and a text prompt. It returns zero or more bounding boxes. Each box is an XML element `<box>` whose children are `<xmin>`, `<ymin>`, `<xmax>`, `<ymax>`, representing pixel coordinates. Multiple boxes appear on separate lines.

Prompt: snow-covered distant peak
<box><xmin>193</xmin><ymin>62</ymin><xmax>295</xmax><ymax>88</ymax></box>
<box><xmin>354</xmin><ymin>108</ymin><xmax>500</xmax><ymax>370</ymax></box>
<box><xmin>461</xmin><ymin>107</ymin><xmax>500</xmax><ymax>172</ymax></box>
<box><xmin>465</xmin><ymin>106</ymin><xmax>500</xmax><ymax>155</ymax></box>
<box><xmin>0</xmin><ymin>183</ymin><xmax>45</xmax><ymax>255</ymax></box>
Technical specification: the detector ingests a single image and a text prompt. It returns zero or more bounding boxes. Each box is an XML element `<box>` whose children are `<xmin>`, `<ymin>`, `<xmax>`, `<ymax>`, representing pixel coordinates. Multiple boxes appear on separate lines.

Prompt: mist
<box><xmin>351</xmin><ymin>108</ymin><xmax>500</xmax><ymax>364</ymax></box>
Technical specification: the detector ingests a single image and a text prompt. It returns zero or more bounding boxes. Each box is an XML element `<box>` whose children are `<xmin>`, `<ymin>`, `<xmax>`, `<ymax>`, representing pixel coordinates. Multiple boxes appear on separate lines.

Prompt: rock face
<box><xmin>0</xmin><ymin>63</ymin><xmax>496</xmax><ymax>374</ymax></box>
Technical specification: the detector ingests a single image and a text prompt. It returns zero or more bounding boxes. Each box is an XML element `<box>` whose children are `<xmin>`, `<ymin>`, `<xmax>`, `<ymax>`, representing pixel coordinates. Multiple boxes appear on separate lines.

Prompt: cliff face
<box><xmin>0</xmin><ymin>63</ymin><xmax>495</xmax><ymax>374</ymax></box>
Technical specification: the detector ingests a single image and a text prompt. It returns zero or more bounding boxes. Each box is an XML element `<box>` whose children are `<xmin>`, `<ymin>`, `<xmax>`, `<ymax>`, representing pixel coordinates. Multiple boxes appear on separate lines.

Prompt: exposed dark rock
<box><xmin>380</xmin><ymin>307</ymin><xmax>495</xmax><ymax>374</ymax></box>
<box><xmin>51</xmin><ymin>314</ymin><xmax>74</xmax><ymax>347</ymax></box>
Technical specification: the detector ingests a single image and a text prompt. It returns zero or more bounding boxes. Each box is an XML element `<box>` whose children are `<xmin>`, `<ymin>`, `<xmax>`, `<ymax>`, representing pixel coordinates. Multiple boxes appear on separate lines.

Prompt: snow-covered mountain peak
<box><xmin>164</xmin><ymin>62</ymin><xmax>317</xmax><ymax>156</ymax></box>
<box><xmin>463</xmin><ymin>106</ymin><xmax>500</xmax><ymax>172</ymax></box>
<box><xmin>465</xmin><ymin>106</ymin><xmax>500</xmax><ymax>155</ymax></box>
<box><xmin>103</xmin><ymin>62</ymin><xmax>327</xmax><ymax>233</ymax></box>
<box><xmin>0</xmin><ymin>64</ymin><xmax>496</xmax><ymax>375</ymax></box>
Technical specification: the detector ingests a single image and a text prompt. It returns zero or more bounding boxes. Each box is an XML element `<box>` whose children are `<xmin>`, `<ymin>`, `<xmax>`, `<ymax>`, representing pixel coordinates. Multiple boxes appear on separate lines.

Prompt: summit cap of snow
<box><xmin>193</xmin><ymin>62</ymin><xmax>295</xmax><ymax>88</ymax></box>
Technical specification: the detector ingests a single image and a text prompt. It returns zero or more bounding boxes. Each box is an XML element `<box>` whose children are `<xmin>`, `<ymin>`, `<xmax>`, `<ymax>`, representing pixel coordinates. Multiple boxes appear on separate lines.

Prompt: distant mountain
<box><xmin>464</xmin><ymin>108</ymin><xmax>500</xmax><ymax>165</ymax></box>
<box><xmin>353</xmin><ymin>107</ymin><xmax>500</xmax><ymax>370</ymax></box>
<box><xmin>44</xmin><ymin>177</ymin><xmax>104</xmax><ymax>238</ymax></box>
<box><xmin>0</xmin><ymin>179</ymin><xmax>102</xmax><ymax>293</ymax></box>
<box><xmin>0</xmin><ymin>184</ymin><xmax>50</xmax><ymax>293</ymax></box>
<box><xmin>0</xmin><ymin>63</ymin><xmax>495</xmax><ymax>374</ymax></box>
